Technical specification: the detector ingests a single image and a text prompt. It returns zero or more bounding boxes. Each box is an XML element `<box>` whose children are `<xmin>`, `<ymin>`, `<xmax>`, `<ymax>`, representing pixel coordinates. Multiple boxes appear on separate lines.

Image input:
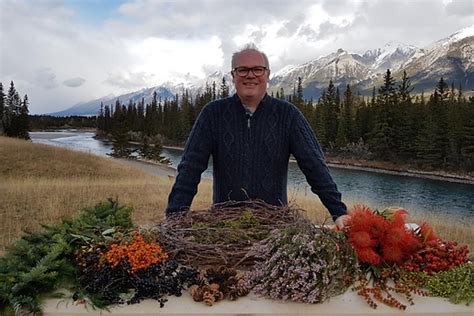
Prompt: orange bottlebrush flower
<box><xmin>382</xmin><ymin>244</ymin><xmax>404</xmax><ymax>264</ymax></box>
<box><xmin>357</xmin><ymin>247</ymin><xmax>382</xmax><ymax>265</ymax></box>
<box><xmin>382</xmin><ymin>226</ymin><xmax>408</xmax><ymax>246</ymax></box>
<box><xmin>366</xmin><ymin>215</ymin><xmax>390</xmax><ymax>239</ymax></box>
<box><xmin>348</xmin><ymin>205</ymin><xmax>375</xmax><ymax>230</ymax></box>
<box><xmin>349</xmin><ymin>231</ymin><xmax>375</xmax><ymax>248</ymax></box>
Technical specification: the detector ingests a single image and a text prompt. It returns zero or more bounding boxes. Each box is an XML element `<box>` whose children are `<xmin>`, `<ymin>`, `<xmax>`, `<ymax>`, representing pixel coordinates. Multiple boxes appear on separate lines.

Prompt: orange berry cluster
<box><xmin>102</xmin><ymin>232</ymin><xmax>168</xmax><ymax>273</ymax></box>
<box><xmin>403</xmin><ymin>239</ymin><xmax>469</xmax><ymax>275</ymax></box>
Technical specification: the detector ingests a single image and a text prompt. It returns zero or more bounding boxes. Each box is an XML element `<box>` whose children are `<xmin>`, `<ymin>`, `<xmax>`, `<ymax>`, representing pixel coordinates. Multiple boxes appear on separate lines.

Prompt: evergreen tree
<box><xmin>97</xmin><ymin>102</ymin><xmax>105</xmax><ymax>132</ymax></box>
<box><xmin>457</xmin><ymin>83</ymin><xmax>464</xmax><ymax>103</ymax></box>
<box><xmin>0</xmin><ymin>82</ymin><xmax>4</xmax><ymax>134</ymax></box>
<box><xmin>212</xmin><ymin>81</ymin><xmax>217</xmax><ymax>101</ymax></box>
<box><xmin>314</xmin><ymin>90</ymin><xmax>328</xmax><ymax>148</ymax></box>
<box><xmin>219</xmin><ymin>77</ymin><xmax>229</xmax><ymax>98</ymax></box>
<box><xmin>415</xmin><ymin>108</ymin><xmax>443</xmax><ymax>168</ymax></box>
<box><xmin>295</xmin><ymin>77</ymin><xmax>304</xmax><ymax>111</ymax></box>
<box><xmin>139</xmin><ymin>135</ymin><xmax>170</xmax><ymax>164</ymax></box>
<box><xmin>109</xmin><ymin>99</ymin><xmax>133</xmax><ymax>158</ymax></box>
<box><xmin>136</xmin><ymin>100</ymin><xmax>145</xmax><ymax>133</ymax></box>
<box><xmin>369</xmin><ymin>69</ymin><xmax>398</xmax><ymax>159</ymax></box>
<box><xmin>398</xmin><ymin>70</ymin><xmax>413</xmax><ymax>104</ymax></box>
<box><xmin>104</xmin><ymin>105</ymin><xmax>112</xmax><ymax>134</ymax></box>
<box><xmin>397</xmin><ymin>70</ymin><xmax>416</xmax><ymax>158</ymax></box>
<box><xmin>279</xmin><ymin>87</ymin><xmax>285</xmax><ymax>100</ymax></box>
<box><xmin>460</xmin><ymin>99</ymin><xmax>474</xmax><ymax>171</ymax></box>
<box><xmin>342</xmin><ymin>84</ymin><xmax>354</xmax><ymax>143</ymax></box>
<box><xmin>17</xmin><ymin>94</ymin><xmax>30</xmax><ymax>140</ymax></box>
<box><xmin>432</xmin><ymin>77</ymin><xmax>450</xmax><ymax>165</ymax></box>
<box><xmin>5</xmin><ymin>81</ymin><xmax>23</xmax><ymax>137</ymax></box>
<box><xmin>335</xmin><ymin>116</ymin><xmax>348</xmax><ymax>149</ymax></box>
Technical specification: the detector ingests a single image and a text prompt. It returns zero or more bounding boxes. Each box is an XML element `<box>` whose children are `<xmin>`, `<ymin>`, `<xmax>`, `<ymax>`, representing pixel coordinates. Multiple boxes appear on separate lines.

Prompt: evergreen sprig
<box><xmin>0</xmin><ymin>199</ymin><xmax>133</xmax><ymax>316</ymax></box>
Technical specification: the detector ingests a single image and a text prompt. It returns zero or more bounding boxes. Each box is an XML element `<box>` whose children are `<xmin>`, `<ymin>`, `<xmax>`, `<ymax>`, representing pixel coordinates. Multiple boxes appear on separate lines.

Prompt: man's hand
<box><xmin>334</xmin><ymin>214</ymin><xmax>350</xmax><ymax>230</ymax></box>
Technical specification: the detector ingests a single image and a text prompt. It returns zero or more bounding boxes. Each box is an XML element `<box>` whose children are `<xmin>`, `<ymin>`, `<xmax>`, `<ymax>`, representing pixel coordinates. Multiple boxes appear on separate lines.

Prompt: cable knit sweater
<box><xmin>166</xmin><ymin>93</ymin><xmax>347</xmax><ymax>219</ymax></box>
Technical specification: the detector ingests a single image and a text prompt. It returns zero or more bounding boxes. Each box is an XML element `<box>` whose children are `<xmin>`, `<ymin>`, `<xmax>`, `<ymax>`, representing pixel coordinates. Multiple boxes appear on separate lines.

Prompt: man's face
<box><xmin>232</xmin><ymin>50</ymin><xmax>269</xmax><ymax>103</ymax></box>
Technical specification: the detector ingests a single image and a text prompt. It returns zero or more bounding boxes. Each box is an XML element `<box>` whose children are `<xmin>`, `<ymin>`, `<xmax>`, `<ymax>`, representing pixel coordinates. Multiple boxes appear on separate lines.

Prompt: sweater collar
<box><xmin>232</xmin><ymin>93</ymin><xmax>270</xmax><ymax>115</ymax></box>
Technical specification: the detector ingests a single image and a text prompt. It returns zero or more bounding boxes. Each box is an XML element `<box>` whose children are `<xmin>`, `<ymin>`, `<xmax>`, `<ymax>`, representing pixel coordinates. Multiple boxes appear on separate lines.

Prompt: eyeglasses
<box><xmin>232</xmin><ymin>66</ymin><xmax>268</xmax><ymax>77</ymax></box>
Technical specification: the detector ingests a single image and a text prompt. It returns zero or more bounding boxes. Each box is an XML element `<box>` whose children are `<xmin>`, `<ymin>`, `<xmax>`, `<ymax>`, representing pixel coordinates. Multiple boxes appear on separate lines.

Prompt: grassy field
<box><xmin>0</xmin><ymin>136</ymin><xmax>472</xmax><ymax>255</ymax></box>
<box><xmin>0</xmin><ymin>136</ymin><xmax>212</xmax><ymax>249</ymax></box>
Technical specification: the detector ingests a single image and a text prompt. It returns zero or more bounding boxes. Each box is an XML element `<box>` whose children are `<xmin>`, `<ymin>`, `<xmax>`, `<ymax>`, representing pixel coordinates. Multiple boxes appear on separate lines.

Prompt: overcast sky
<box><xmin>1</xmin><ymin>0</ymin><xmax>473</xmax><ymax>114</ymax></box>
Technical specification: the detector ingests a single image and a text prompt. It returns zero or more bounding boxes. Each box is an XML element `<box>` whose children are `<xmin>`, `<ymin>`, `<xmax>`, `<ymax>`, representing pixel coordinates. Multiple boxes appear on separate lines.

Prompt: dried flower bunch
<box><xmin>156</xmin><ymin>200</ymin><xmax>304</xmax><ymax>268</ymax></box>
<box><xmin>345</xmin><ymin>205</ymin><xmax>470</xmax><ymax>310</ymax></box>
<box><xmin>248</xmin><ymin>222</ymin><xmax>358</xmax><ymax>303</ymax></box>
<box><xmin>189</xmin><ymin>266</ymin><xmax>250</xmax><ymax>306</ymax></box>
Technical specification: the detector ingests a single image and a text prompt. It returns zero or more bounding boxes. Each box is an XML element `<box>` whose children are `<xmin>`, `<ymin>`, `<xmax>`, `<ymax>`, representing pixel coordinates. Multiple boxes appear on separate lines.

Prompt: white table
<box><xmin>42</xmin><ymin>289</ymin><xmax>474</xmax><ymax>316</ymax></box>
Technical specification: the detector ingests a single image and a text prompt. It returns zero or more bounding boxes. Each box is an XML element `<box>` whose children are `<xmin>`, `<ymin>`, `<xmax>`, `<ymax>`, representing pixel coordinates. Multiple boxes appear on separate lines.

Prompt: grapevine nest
<box><xmin>155</xmin><ymin>200</ymin><xmax>307</xmax><ymax>269</ymax></box>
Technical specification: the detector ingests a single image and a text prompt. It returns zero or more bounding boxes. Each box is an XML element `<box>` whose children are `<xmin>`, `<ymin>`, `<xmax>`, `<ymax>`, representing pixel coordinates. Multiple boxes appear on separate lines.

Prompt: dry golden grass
<box><xmin>1</xmin><ymin>136</ymin><xmax>472</xmax><ymax>255</ymax></box>
<box><xmin>0</xmin><ymin>136</ymin><xmax>213</xmax><ymax>249</ymax></box>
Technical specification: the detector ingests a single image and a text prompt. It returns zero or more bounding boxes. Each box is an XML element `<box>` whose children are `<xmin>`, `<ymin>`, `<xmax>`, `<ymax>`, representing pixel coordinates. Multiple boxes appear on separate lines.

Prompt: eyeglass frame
<box><xmin>231</xmin><ymin>66</ymin><xmax>269</xmax><ymax>77</ymax></box>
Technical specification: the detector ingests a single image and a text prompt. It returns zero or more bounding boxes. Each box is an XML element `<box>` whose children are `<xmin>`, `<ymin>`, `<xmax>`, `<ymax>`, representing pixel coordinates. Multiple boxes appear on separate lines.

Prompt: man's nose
<box><xmin>245</xmin><ymin>71</ymin><xmax>256</xmax><ymax>78</ymax></box>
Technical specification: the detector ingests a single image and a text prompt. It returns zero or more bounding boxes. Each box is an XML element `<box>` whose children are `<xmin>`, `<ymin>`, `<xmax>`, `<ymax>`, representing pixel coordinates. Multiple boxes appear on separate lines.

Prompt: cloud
<box><xmin>112</xmin><ymin>0</ymin><xmax>317</xmax><ymax>38</ymax></box>
<box><xmin>320</xmin><ymin>0</ymin><xmax>358</xmax><ymax>15</ymax></box>
<box><xmin>277</xmin><ymin>13</ymin><xmax>306</xmax><ymax>37</ymax></box>
<box><xmin>1</xmin><ymin>0</ymin><xmax>473</xmax><ymax>114</ymax></box>
<box><xmin>315</xmin><ymin>18</ymin><xmax>359</xmax><ymax>41</ymax></box>
<box><xmin>34</xmin><ymin>68</ymin><xmax>58</xmax><ymax>90</ymax></box>
<box><xmin>104</xmin><ymin>71</ymin><xmax>155</xmax><ymax>89</ymax></box>
<box><xmin>63</xmin><ymin>77</ymin><xmax>86</xmax><ymax>87</ymax></box>
<box><xmin>298</xmin><ymin>25</ymin><xmax>319</xmax><ymax>42</ymax></box>
<box><xmin>445</xmin><ymin>0</ymin><xmax>474</xmax><ymax>17</ymax></box>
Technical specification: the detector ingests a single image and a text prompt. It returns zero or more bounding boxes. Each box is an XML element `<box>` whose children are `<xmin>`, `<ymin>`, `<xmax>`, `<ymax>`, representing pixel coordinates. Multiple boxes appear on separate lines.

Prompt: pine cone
<box><xmin>189</xmin><ymin>285</ymin><xmax>203</xmax><ymax>301</ymax></box>
<box><xmin>202</xmin><ymin>291</ymin><xmax>216</xmax><ymax>306</ymax></box>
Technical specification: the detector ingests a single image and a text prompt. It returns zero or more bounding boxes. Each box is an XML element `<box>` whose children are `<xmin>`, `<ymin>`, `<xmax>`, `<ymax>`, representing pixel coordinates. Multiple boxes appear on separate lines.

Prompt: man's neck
<box><xmin>237</xmin><ymin>94</ymin><xmax>265</xmax><ymax>112</ymax></box>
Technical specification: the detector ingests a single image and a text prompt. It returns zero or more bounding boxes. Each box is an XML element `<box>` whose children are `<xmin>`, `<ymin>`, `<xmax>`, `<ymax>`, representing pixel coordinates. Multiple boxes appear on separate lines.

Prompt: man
<box><xmin>166</xmin><ymin>44</ymin><xmax>349</xmax><ymax>228</ymax></box>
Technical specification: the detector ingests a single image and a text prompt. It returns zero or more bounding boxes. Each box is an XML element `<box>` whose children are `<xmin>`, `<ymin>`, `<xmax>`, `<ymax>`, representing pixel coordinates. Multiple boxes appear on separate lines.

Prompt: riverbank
<box><xmin>163</xmin><ymin>145</ymin><xmax>474</xmax><ymax>185</ymax></box>
<box><xmin>325</xmin><ymin>156</ymin><xmax>474</xmax><ymax>185</ymax></box>
<box><xmin>29</xmin><ymin>130</ymin><xmax>87</xmax><ymax>140</ymax></box>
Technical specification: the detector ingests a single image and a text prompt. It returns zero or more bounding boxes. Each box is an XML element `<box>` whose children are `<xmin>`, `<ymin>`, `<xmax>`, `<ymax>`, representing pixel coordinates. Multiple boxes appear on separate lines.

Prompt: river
<box><xmin>30</xmin><ymin>131</ymin><xmax>473</xmax><ymax>222</ymax></box>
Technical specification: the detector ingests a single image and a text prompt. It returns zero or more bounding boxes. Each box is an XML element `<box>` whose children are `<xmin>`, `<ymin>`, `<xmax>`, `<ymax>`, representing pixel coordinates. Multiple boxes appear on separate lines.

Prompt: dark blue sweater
<box><xmin>166</xmin><ymin>94</ymin><xmax>347</xmax><ymax>219</ymax></box>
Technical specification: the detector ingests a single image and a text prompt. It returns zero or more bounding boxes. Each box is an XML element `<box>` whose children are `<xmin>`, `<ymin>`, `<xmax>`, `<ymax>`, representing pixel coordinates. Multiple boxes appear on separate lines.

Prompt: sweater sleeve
<box><xmin>166</xmin><ymin>106</ymin><xmax>213</xmax><ymax>217</ymax></box>
<box><xmin>289</xmin><ymin>109</ymin><xmax>347</xmax><ymax>220</ymax></box>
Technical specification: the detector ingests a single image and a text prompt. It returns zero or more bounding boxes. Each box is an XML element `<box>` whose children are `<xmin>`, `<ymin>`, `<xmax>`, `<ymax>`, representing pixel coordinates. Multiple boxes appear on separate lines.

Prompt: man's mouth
<box><xmin>243</xmin><ymin>82</ymin><xmax>258</xmax><ymax>86</ymax></box>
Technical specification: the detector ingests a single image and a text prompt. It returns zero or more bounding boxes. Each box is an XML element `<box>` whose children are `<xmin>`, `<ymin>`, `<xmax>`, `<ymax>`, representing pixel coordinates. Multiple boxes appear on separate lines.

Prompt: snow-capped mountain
<box><xmin>362</xmin><ymin>41</ymin><xmax>424</xmax><ymax>73</ymax></box>
<box><xmin>270</xmin><ymin>49</ymin><xmax>371</xmax><ymax>88</ymax></box>
<box><xmin>398</xmin><ymin>25</ymin><xmax>474</xmax><ymax>90</ymax></box>
<box><xmin>50</xmin><ymin>72</ymin><xmax>233</xmax><ymax>116</ymax></box>
<box><xmin>54</xmin><ymin>26</ymin><xmax>473</xmax><ymax>116</ymax></box>
<box><xmin>270</xmin><ymin>27</ymin><xmax>473</xmax><ymax>98</ymax></box>
<box><xmin>49</xmin><ymin>86</ymin><xmax>175</xmax><ymax>116</ymax></box>
<box><xmin>269</xmin><ymin>43</ymin><xmax>426</xmax><ymax>97</ymax></box>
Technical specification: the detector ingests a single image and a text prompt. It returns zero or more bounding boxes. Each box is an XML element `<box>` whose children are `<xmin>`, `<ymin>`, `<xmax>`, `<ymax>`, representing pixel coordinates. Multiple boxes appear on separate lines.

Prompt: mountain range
<box><xmin>51</xmin><ymin>25</ymin><xmax>474</xmax><ymax>116</ymax></box>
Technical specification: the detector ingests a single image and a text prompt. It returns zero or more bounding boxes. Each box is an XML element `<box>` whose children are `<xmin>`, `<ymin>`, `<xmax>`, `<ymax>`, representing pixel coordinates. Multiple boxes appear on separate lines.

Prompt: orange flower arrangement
<box><xmin>345</xmin><ymin>205</ymin><xmax>421</xmax><ymax>265</ymax></box>
<box><xmin>102</xmin><ymin>232</ymin><xmax>168</xmax><ymax>273</ymax></box>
